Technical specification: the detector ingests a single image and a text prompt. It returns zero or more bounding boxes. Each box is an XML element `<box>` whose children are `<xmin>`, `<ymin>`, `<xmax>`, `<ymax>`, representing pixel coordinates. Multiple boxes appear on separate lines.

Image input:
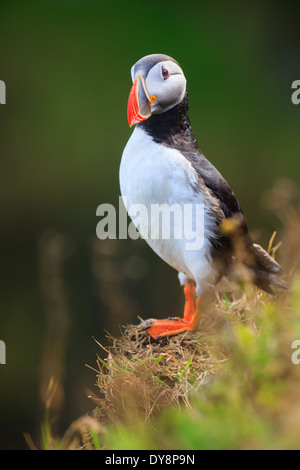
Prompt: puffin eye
<box><xmin>162</xmin><ymin>67</ymin><xmax>170</xmax><ymax>80</ymax></box>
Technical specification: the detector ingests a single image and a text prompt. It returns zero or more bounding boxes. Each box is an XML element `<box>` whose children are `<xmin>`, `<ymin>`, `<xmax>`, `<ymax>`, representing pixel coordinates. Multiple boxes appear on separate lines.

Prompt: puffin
<box><xmin>119</xmin><ymin>53</ymin><xmax>288</xmax><ymax>340</ymax></box>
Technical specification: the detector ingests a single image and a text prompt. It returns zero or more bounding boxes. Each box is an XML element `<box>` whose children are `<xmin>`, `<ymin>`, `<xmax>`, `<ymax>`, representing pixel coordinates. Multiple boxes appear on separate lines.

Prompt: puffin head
<box><xmin>127</xmin><ymin>54</ymin><xmax>187</xmax><ymax>127</ymax></box>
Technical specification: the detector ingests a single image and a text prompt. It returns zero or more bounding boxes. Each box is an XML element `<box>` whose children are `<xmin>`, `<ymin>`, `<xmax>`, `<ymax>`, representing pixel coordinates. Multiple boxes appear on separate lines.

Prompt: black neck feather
<box><xmin>138</xmin><ymin>91</ymin><xmax>199</xmax><ymax>153</ymax></box>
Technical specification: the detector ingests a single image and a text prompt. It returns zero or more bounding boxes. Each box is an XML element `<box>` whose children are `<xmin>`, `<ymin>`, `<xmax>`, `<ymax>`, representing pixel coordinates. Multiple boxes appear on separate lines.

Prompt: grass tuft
<box><xmin>87</xmin><ymin>278</ymin><xmax>300</xmax><ymax>450</ymax></box>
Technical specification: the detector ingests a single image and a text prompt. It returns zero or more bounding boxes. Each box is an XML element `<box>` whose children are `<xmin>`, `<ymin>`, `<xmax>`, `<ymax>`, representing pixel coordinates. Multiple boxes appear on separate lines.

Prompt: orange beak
<box><xmin>127</xmin><ymin>74</ymin><xmax>157</xmax><ymax>127</ymax></box>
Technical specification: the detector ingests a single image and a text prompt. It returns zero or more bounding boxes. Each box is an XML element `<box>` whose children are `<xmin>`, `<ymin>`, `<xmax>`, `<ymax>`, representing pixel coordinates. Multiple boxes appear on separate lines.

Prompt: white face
<box><xmin>131</xmin><ymin>60</ymin><xmax>187</xmax><ymax>114</ymax></box>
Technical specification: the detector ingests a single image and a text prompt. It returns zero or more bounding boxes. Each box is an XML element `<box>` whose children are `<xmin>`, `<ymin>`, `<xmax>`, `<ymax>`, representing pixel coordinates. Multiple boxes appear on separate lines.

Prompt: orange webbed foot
<box><xmin>146</xmin><ymin>318</ymin><xmax>194</xmax><ymax>339</ymax></box>
<box><xmin>146</xmin><ymin>283</ymin><xmax>201</xmax><ymax>340</ymax></box>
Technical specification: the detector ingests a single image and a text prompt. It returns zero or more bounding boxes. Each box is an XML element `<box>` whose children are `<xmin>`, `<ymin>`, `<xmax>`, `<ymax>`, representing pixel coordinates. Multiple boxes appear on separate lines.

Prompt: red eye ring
<box><xmin>162</xmin><ymin>66</ymin><xmax>170</xmax><ymax>79</ymax></box>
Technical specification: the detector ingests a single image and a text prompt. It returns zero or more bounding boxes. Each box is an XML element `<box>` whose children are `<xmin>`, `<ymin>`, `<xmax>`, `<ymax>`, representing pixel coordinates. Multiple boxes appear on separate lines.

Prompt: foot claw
<box><xmin>142</xmin><ymin>319</ymin><xmax>155</xmax><ymax>329</ymax></box>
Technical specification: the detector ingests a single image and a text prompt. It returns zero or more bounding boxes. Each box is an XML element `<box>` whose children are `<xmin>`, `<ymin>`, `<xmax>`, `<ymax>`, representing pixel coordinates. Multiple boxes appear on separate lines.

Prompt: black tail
<box><xmin>247</xmin><ymin>243</ymin><xmax>289</xmax><ymax>294</ymax></box>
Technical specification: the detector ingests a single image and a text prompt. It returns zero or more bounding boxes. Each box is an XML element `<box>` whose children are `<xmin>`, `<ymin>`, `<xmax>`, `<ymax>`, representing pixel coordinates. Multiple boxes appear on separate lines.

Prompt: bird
<box><xmin>119</xmin><ymin>53</ymin><xmax>288</xmax><ymax>340</ymax></box>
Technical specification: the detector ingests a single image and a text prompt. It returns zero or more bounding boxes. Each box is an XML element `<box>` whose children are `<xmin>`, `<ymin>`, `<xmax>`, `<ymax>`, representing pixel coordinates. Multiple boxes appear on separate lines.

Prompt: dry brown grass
<box><xmin>89</xmin><ymin>281</ymin><xmax>272</xmax><ymax>427</ymax></box>
<box><xmin>91</xmin><ymin>320</ymin><xmax>225</xmax><ymax>422</ymax></box>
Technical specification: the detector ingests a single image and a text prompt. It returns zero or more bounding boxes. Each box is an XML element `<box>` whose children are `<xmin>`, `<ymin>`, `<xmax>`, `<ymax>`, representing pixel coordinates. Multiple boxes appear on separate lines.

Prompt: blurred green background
<box><xmin>0</xmin><ymin>0</ymin><xmax>299</xmax><ymax>449</ymax></box>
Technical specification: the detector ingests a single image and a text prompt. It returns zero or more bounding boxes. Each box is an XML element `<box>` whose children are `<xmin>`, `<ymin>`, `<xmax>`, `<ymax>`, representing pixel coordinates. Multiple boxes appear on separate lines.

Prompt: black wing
<box><xmin>185</xmin><ymin>151</ymin><xmax>243</xmax><ymax>219</ymax></box>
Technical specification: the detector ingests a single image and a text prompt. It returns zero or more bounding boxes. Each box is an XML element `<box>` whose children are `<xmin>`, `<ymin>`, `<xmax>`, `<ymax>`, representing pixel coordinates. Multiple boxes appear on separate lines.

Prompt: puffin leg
<box><xmin>147</xmin><ymin>282</ymin><xmax>201</xmax><ymax>340</ymax></box>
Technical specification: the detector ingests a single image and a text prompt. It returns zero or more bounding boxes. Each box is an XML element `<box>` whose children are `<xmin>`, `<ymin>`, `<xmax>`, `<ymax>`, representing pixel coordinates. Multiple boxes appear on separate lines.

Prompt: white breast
<box><xmin>119</xmin><ymin>127</ymin><xmax>216</xmax><ymax>290</ymax></box>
